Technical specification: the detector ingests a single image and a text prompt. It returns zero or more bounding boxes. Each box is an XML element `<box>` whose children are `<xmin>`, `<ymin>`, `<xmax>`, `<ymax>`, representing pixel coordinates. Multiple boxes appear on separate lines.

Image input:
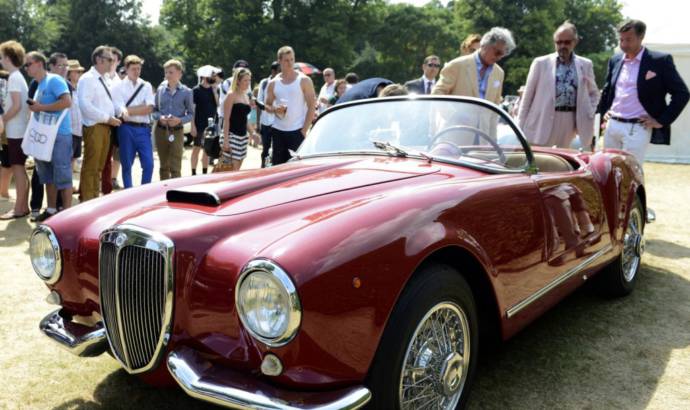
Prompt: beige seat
<box><xmin>460</xmin><ymin>150</ymin><xmax>575</xmax><ymax>173</ymax></box>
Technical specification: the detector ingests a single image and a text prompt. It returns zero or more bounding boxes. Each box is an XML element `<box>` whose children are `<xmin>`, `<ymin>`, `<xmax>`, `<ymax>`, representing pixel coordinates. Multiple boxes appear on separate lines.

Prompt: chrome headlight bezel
<box><xmin>235</xmin><ymin>259</ymin><xmax>301</xmax><ymax>347</ymax></box>
<box><xmin>30</xmin><ymin>225</ymin><xmax>62</xmax><ymax>284</ymax></box>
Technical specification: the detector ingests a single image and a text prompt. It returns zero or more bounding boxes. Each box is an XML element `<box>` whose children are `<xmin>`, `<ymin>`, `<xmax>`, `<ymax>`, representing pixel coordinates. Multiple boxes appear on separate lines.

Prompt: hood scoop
<box><xmin>166</xmin><ymin>160</ymin><xmax>356</xmax><ymax>207</ymax></box>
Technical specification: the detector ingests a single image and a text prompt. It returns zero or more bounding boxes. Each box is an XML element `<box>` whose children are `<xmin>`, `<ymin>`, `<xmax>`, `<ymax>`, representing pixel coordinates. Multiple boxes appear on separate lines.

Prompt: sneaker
<box><xmin>35</xmin><ymin>210</ymin><xmax>57</xmax><ymax>223</ymax></box>
<box><xmin>112</xmin><ymin>178</ymin><xmax>122</xmax><ymax>190</ymax></box>
<box><xmin>29</xmin><ymin>210</ymin><xmax>41</xmax><ymax>222</ymax></box>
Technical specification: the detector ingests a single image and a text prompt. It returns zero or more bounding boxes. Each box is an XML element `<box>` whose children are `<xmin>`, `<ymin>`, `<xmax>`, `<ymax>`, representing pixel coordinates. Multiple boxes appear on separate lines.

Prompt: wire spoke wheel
<box><xmin>399</xmin><ymin>302</ymin><xmax>470</xmax><ymax>410</ymax></box>
<box><xmin>622</xmin><ymin>205</ymin><xmax>644</xmax><ymax>282</ymax></box>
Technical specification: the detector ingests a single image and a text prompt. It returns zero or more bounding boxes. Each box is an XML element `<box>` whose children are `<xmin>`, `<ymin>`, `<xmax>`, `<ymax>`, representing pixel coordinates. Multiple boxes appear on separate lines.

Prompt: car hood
<box><xmin>162</xmin><ymin>156</ymin><xmax>440</xmax><ymax>216</ymax></box>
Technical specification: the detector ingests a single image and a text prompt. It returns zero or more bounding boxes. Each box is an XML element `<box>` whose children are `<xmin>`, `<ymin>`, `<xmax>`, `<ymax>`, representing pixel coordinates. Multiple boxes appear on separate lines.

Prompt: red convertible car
<box><xmin>32</xmin><ymin>97</ymin><xmax>648</xmax><ymax>409</ymax></box>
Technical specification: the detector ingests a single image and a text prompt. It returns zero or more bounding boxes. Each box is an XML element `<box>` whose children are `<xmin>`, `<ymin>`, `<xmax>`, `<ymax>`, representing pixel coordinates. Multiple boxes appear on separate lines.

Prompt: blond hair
<box><xmin>124</xmin><ymin>55</ymin><xmax>144</xmax><ymax>68</ymax></box>
<box><xmin>277</xmin><ymin>46</ymin><xmax>294</xmax><ymax>61</ymax></box>
<box><xmin>163</xmin><ymin>59</ymin><xmax>184</xmax><ymax>72</ymax></box>
<box><xmin>231</xmin><ymin>68</ymin><xmax>251</xmax><ymax>93</ymax></box>
<box><xmin>460</xmin><ymin>34</ymin><xmax>481</xmax><ymax>55</ymax></box>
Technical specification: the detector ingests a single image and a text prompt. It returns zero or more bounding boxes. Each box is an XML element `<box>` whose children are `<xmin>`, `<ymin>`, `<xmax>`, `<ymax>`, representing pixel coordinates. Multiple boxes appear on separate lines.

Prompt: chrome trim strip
<box><xmin>99</xmin><ymin>224</ymin><xmax>175</xmax><ymax>374</ymax></box>
<box><xmin>39</xmin><ymin>309</ymin><xmax>107</xmax><ymax>357</ymax></box>
<box><xmin>506</xmin><ymin>244</ymin><xmax>613</xmax><ymax>318</ymax></box>
<box><xmin>167</xmin><ymin>348</ymin><xmax>371</xmax><ymax>410</ymax></box>
<box><xmin>235</xmin><ymin>259</ymin><xmax>302</xmax><ymax>347</ymax></box>
<box><xmin>30</xmin><ymin>225</ymin><xmax>62</xmax><ymax>284</ymax></box>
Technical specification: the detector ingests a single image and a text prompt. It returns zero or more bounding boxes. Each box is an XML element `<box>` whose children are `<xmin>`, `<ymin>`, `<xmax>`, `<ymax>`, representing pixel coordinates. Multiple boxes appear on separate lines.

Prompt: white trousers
<box><xmin>603</xmin><ymin>118</ymin><xmax>652</xmax><ymax>163</ymax></box>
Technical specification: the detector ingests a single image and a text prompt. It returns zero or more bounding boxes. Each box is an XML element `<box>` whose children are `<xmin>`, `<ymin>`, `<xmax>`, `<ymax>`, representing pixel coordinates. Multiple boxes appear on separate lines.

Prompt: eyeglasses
<box><xmin>555</xmin><ymin>40</ymin><xmax>574</xmax><ymax>46</ymax></box>
<box><xmin>55</xmin><ymin>64</ymin><xmax>69</xmax><ymax>68</ymax></box>
<box><xmin>99</xmin><ymin>55</ymin><xmax>114</xmax><ymax>62</ymax></box>
<box><xmin>324</xmin><ymin>73</ymin><xmax>333</xmax><ymax>77</ymax></box>
<box><xmin>426</xmin><ymin>63</ymin><xmax>441</xmax><ymax>68</ymax></box>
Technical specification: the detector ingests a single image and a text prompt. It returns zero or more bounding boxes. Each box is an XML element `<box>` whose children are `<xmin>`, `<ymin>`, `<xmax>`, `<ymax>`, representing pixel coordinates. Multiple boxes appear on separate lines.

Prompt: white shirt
<box><xmin>218</xmin><ymin>78</ymin><xmax>232</xmax><ymax>117</ymax></box>
<box><xmin>422</xmin><ymin>77</ymin><xmax>436</xmax><ymax>94</ymax></box>
<box><xmin>317</xmin><ymin>81</ymin><xmax>336</xmax><ymax>113</ymax></box>
<box><xmin>69</xmin><ymin>83</ymin><xmax>82</xmax><ymax>136</ymax></box>
<box><xmin>77</xmin><ymin>67</ymin><xmax>115</xmax><ymax>126</ymax></box>
<box><xmin>271</xmin><ymin>72</ymin><xmax>308</xmax><ymax>132</ymax></box>
<box><xmin>4</xmin><ymin>70</ymin><xmax>30</xmax><ymax>139</ymax></box>
<box><xmin>112</xmin><ymin>77</ymin><xmax>155</xmax><ymax>124</ymax></box>
<box><xmin>257</xmin><ymin>77</ymin><xmax>274</xmax><ymax>126</ymax></box>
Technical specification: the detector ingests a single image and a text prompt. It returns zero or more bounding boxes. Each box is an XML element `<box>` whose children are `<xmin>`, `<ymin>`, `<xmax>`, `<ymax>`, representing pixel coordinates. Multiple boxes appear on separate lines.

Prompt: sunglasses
<box><xmin>23</xmin><ymin>60</ymin><xmax>38</xmax><ymax>69</ymax></box>
<box><xmin>555</xmin><ymin>40</ymin><xmax>574</xmax><ymax>46</ymax></box>
<box><xmin>427</xmin><ymin>63</ymin><xmax>441</xmax><ymax>68</ymax></box>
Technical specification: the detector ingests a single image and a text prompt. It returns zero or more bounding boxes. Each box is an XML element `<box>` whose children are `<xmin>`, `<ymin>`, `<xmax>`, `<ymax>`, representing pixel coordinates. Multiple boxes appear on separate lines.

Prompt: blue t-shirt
<box><xmin>35</xmin><ymin>73</ymin><xmax>71</xmax><ymax>136</ymax></box>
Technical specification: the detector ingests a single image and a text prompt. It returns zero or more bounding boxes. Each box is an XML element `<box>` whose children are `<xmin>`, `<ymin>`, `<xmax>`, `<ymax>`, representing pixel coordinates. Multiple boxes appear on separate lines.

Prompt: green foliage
<box><xmin>0</xmin><ymin>0</ymin><xmax>623</xmax><ymax>93</ymax></box>
<box><xmin>454</xmin><ymin>0</ymin><xmax>622</xmax><ymax>93</ymax></box>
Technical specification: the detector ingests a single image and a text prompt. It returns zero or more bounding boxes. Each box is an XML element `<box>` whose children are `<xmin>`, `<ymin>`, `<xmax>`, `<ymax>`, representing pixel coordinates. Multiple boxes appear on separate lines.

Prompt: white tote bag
<box><xmin>21</xmin><ymin>109</ymin><xmax>68</xmax><ymax>162</ymax></box>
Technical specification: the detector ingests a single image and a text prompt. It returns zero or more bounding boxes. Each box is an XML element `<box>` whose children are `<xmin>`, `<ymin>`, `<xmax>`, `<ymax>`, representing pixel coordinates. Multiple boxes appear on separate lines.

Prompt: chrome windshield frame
<box><xmin>305</xmin><ymin>95</ymin><xmax>536</xmax><ymax>174</ymax></box>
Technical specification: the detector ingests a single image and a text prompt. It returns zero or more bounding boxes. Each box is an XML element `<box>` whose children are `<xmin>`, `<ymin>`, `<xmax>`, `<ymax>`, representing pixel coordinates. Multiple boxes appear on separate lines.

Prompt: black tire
<box><xmin>599</xmin><ymin>196</ymin><xmax>645</xmax><ymax>297</ymax></box>
<box><xmin>365</xmin><ymin>263</ymin><xmax>479</xmax><ymax>410</ymax></box>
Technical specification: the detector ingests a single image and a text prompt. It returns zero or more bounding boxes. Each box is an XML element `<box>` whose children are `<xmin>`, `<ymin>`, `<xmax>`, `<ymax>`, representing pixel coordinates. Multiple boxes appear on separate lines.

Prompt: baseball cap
<box><xmin>233</xmin><ymin>59</ymin><xmax>249</xmax><ymax>69</ymax></box>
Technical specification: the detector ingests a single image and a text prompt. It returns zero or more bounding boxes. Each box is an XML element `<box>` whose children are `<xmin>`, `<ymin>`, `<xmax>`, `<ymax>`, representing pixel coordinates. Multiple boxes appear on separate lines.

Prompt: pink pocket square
<box><xmin>645</xmin><ymin>70</ymin><xmax>657</xmax><ymax>80</ymax></box>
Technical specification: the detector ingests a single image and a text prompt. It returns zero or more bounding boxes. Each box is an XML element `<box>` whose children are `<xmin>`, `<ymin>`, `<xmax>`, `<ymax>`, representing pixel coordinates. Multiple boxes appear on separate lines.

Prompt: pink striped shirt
<box><xmin>610</xmin><ymin>47</ymin><xmax>649</xmax><ymax>119</ymax></box>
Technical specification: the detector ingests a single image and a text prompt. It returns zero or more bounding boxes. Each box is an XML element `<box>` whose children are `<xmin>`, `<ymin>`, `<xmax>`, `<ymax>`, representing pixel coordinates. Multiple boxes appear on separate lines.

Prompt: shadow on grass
<box><xmin>49</xmin><ymin>265</ymin><xmax>689</xmax><ymax>410</ymax></box>
<box><xmin>645</xmin><ymin>239</ymin><xmax>690</xmax><ymax>259</ymax></box>
<box><xmin>468</xmin><ymin>264</ymin><xmax>690</xmax><ymax>409</ymax></box>
<box><xmin>52</xmin><ymin>368</ymin><xmax>218</xmax><ymax>410</ymax></box>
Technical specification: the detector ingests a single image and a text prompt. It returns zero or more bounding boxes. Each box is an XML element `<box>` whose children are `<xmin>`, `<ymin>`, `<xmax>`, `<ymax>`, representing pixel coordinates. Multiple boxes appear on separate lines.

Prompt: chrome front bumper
<box><xmin>168</xmin><ymin>346</ymin><xmax>372</xmax><ymax>410</ymax></box>
<box><xmin>39</xmin><ymin>309</ymin><xmax>372</xmax><ymax>409</ymax></box>
<box><xmin>39</xmin><ymin>309</ymin><xmax>108</xmax><ymax>357</ymax></box>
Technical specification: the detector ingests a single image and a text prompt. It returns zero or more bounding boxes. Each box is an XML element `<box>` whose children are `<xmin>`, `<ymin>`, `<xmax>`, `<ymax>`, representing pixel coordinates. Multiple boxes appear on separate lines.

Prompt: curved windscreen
<box><xmin>300</xmin><ymin>98</ymin><xmax>530</xmax><ymax>170</ymax></box>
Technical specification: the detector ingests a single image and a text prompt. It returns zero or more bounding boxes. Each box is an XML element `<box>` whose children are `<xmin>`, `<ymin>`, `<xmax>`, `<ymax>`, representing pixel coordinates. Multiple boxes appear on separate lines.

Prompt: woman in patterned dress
<box><xmin>222</xmin><ymin>68</ymin><xmax>252</xmax><ymax>171</ymax></box>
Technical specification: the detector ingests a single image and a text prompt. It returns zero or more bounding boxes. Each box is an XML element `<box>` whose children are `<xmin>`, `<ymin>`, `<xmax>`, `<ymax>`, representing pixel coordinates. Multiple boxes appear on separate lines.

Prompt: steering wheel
<box><xmin>428</xmin><ymin>125</ymin><xmax>506</xmax><ymax>164</ymax></box>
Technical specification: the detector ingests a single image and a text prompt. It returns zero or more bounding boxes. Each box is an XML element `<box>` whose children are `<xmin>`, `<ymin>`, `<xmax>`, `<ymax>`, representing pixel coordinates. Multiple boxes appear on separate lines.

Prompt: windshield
<box><xmin>300</xmin><ymin>97</ymin><xmax>531</xmax><ymax>170</ymax></box>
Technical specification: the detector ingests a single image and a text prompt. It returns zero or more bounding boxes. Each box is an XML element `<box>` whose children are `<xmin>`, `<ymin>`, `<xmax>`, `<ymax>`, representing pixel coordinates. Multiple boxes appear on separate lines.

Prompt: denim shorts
<box><xmin>35</xmin><ymin>133</ymin><xmax>73</xmax><ymax>189</ymax></box>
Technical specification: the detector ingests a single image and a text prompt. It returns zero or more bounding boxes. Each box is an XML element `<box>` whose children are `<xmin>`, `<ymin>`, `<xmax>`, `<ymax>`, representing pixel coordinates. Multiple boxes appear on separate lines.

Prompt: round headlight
<box><xmin>29</xmin><ymin>226</ymin><xmax>62</xmax><ymax>284</ymax></box>
<box><xmin>236</xmin><ymin>260</ymin><xmax>301</xmax><ymax>347</ymax></box>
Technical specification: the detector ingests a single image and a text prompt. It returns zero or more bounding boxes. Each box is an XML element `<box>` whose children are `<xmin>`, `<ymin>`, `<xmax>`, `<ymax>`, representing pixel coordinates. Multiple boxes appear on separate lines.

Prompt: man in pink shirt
<box><xmin>597</xmin><ymin>19</ymin><xmax>688</xmax><ymax>163</ymax></box>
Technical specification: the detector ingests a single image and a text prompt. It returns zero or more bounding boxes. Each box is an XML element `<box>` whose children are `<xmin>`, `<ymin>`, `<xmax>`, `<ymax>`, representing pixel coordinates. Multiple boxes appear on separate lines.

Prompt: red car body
<box><xmin>35</xmin><ymin>97</ymin><xmax>647</xmax><ymax>409</ymax></box>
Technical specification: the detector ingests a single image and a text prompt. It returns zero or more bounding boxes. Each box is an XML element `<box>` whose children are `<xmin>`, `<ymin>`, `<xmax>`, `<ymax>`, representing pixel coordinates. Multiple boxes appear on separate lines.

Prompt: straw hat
<box><xmin>67</xmin><ymin>59</ymin><xmax>85</xmax><ymax>72</ymax></box>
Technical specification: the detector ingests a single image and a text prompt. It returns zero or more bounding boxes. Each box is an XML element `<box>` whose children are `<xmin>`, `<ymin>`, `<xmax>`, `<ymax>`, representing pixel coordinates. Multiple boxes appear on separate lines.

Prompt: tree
<box><xmin>454</xmin><ymin>0</ymin><xmax>622</xmax><ymax>93</ymax></box>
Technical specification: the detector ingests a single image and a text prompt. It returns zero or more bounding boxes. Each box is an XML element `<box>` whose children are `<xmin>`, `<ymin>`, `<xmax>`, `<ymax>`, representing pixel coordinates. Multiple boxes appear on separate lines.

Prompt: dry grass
<box><xmin>0</xmin><ymin>158</ymin><xmax>688</xmax><ymax>409</ymax></box>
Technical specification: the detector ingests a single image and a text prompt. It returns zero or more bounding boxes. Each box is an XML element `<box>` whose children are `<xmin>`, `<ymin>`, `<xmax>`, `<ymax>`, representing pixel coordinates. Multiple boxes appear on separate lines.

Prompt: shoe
<box><xmin>29</xmin><ymin>210</ymin><xmax>41</xmax><ymax>222</ymax></box>
<box><xmin>0</xmin><ymin>210</ymin><xmax>30</xmax><ymax>220</ymax></box>
<box><xmin>34</xmin><ymin>210</ymin><xmax>57</xmax><ymax>222</ymax></box>
<box><xmin>112</xmin><ymin>178</ymin><xmax>122</xmax><ymax>190</ymax></box>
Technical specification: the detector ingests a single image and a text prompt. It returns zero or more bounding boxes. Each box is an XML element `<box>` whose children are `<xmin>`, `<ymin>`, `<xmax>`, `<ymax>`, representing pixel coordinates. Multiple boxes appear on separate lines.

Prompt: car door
<box><xmin>531</xmin><ymin>166</ymin><xmax>608</xmax><ymax>268</ymax></box>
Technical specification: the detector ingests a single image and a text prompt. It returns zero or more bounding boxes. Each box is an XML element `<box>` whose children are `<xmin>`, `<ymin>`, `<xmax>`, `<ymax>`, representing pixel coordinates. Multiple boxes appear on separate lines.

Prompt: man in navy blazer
<box><xmin>597</xmin><ymin>19</ymin><xmax>688</xmax><ymax>162</ymax></box>
<box><xmin>404</xmin><ymin>55</ymin><xmax>441</xmax><ymax>95</ymax></box>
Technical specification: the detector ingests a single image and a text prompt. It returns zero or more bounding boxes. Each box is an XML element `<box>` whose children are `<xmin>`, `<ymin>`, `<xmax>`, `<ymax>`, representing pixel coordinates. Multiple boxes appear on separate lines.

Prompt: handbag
<box><xmin>212</xmin><ymin>152</ymin><xmax>234</xmax><ymax>173</ymax></box>
<box><xmin>21</xmin><ymin>109</ymin><xmax>68</xmax><ymax>161</ymax></box>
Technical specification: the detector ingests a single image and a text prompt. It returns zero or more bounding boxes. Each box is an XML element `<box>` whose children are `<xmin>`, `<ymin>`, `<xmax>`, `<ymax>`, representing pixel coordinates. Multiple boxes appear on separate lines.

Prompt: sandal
<box><xmin>0</xmin><ymin>210</ymin><xmax>30</xmax><ymax>220</ymax></box>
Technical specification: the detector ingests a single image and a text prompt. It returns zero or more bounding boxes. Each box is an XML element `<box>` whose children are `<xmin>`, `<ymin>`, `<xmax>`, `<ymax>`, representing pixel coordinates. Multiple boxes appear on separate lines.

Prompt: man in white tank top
<box><xmin>264</xmin><ymin>46</ymin><xmax>316</xmax><ymax>165</ymax></box>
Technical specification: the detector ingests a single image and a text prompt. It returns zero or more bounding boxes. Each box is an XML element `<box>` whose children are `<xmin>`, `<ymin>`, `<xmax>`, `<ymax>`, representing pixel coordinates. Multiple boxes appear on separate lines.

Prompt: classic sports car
<box><xmin>32</xmin><ymin>96</ymin><xmax>649</xmax><ymax>409</ymax></box>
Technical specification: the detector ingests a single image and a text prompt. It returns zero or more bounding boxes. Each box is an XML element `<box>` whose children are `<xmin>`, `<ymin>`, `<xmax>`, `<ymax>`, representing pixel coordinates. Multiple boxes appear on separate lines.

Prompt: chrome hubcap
<box><xmin>622</xmin><ymin>207</ymin><xmax>643</xmax><ymax>282</ymax></box>
<box><xmin>399</xmin><ymin>302</ymin><xmax>470</xmax><ymax>410</ymax></box>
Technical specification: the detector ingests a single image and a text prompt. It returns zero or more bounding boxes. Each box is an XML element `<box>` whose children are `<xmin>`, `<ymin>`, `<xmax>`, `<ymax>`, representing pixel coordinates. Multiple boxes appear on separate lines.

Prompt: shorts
<box><xmin>35</xmin><ymin>133</ymin><xmax>73</xmax><ymax>189</ymax></box>
<box><xmin>7</xmin><ymin>138</ymin><xmax>27</xmax><ymax>166</ymax></box>
<box><xmin>0</xmin><ymin>144</ymin><xmax>9</xmax><ymax>168</ymax></box>
<box><xmin>72</xmin><ymin>135</ymin><xmax>82</xmax><ymax>159</ymax></box>
<box><xmin>193</xmin><ymin>133</ymin><xmax>204</xmax><ymax>147</ymax></box>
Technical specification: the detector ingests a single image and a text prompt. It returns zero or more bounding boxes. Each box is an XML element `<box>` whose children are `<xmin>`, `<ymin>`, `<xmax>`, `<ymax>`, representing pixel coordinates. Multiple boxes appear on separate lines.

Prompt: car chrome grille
<box><xmin>99</xmin><ymin>225</ymin><xmax>174</xmax><ymax>373</ymax></box>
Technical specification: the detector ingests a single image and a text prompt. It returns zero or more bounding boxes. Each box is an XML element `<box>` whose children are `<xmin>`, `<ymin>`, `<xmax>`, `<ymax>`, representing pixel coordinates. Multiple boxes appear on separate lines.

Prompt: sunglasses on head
<box><xmin>427</xmin><ymin>63</ymin><xmax>441</xmax><ymax>68</ymax></box>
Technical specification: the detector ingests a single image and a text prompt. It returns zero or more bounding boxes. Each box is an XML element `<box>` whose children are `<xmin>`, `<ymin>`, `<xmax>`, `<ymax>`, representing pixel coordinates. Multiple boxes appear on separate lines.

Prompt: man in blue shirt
<box><xmin>24</xmin><ymin>51</ymin><xmax>73</xmax><ymax>221</ymax></box>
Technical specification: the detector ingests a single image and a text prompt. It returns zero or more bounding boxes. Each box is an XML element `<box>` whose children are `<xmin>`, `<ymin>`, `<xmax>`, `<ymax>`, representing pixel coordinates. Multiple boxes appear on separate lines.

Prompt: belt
<box><xmin>124</xmin><ymin>122</ymin><xmax>150</xmax><ymax>128</ymax></box>
<box><xmin>157</xmin><ymin>124</ymin><xmax>183</xmax><ymax>131</ymax></box>
<box><xmin>555</xmin><ymin>106</ymin><xmax>576</xmax><ymax>112</ymax></box>
<box><xmin>610</xmin><ymin>116</ymin><xmax>641</xmax><ymax>124</ymax></box>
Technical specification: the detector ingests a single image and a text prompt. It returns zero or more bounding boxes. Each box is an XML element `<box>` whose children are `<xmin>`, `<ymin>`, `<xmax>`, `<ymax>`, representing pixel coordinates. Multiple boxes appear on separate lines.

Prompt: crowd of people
<box><xmin>0</xmin><ymin>17</ymin><xmax>687</xmax><ymax>222</ymax></box>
